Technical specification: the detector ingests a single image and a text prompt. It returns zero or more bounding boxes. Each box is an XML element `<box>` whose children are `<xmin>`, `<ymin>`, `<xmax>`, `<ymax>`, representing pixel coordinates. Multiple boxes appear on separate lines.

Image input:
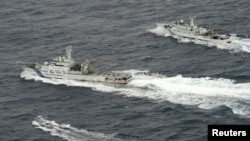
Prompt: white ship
<box><xmin>17</xmin><ymin>46</ymin><xmax>132</xmax><ymax>84</ymax></box>
<box><xmin>156</xmin><ymin>17</ymin><xmax>233</xmax><ymax>44</ymax></box>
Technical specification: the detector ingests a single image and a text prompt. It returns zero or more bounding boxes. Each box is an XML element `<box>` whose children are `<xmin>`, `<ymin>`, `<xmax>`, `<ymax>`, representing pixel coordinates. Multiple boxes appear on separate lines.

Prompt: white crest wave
<box><xmin>21</xmin><ymin>70</ymin><xmax>250</xmax><ymax>117</ymax></box>
<box><xmin>32</xmin><ymin>116</ymin><xmax>120</xmax><ymax>141</ymax></box>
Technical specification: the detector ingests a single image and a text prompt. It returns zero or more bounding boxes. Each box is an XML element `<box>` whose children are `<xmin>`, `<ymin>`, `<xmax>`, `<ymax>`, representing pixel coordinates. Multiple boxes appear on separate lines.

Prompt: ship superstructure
<box><xmin>17</xmin><ymin>46</ymin><xmax>132</xmax><ymax>84</ymax></box>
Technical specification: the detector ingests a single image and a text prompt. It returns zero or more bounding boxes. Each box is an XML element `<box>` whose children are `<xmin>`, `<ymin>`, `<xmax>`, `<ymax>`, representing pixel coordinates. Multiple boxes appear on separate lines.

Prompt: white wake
<box><xmin>21</xmin><ymin>70</ymin><xmax>250</xmax><ymax>117</ymax></box>
<box><xmin>148</xmin><ymin>25</ymin><xmax>250</xmax><ymax>53</ymax></box>
<box><xmin>32</xmin><ymin>116</ymin><xmax>120</xmax><ymax>141</ymax></box>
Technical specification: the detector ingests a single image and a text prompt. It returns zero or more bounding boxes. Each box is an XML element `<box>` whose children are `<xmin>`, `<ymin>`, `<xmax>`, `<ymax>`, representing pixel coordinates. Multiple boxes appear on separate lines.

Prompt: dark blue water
<box><xmin>1</xmin><ymin>0</ymin><xmax>250</xmax><ymax>140</ymax></box>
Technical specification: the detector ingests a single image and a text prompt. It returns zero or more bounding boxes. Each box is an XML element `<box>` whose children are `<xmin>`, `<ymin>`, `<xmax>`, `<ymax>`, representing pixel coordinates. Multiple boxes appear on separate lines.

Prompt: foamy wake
<box><xmin>21</xmin><ymin>70</ymin><xmax>250</xmax><ymax>117</ymax></box>
<box><xmin>32</xmin><ymin>116</ymin><xmax>120</xmax><ymax>141</ymax></box>
<box><xmin>148</xmin><ymin>25</ymin><xmax>250</xmax><ymax>53</ymax></box>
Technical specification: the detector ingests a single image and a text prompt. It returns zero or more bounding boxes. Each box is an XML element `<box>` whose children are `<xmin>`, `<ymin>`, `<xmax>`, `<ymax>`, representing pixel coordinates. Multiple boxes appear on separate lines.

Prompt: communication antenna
<box><xmin>66</xmin><ymin>46</ymin><xmax>72</xmax><ymax>59</ymax></box>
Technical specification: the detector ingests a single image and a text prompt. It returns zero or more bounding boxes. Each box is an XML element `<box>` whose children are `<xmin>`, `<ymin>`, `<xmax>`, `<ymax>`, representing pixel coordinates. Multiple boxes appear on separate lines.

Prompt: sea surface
<box><xmin>1</xmin><ymin>0</ymin><xmax>250</xmax><ymax>141</ymax></box>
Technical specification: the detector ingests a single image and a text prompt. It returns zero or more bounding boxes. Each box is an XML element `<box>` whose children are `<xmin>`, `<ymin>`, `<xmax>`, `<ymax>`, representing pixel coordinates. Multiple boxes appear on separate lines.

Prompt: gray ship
<box><xmin>17</xmin><ymin>46</ymin><xmax>132</xmax><ymax>84</ymax></box>
<box><xmin>156</xmin><ymin>17</ymin><xmax>232</xmax><ymax>44</ymax></box>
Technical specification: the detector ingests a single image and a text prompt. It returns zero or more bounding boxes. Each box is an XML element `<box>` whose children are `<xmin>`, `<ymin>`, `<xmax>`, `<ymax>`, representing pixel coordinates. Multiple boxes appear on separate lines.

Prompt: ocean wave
<box><xmin>32</xmin><ymin>115</ymin><xmax>121</xmax><ymax>141</ymax></box>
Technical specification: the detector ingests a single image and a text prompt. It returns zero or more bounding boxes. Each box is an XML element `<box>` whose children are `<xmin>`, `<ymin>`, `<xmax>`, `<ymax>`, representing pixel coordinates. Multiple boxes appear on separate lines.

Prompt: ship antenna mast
<box><xmin>66</xmin><ymin>46</ymin><xmax>72</xmax><ymax>59</ymax></box>
<box><xmin>189</xmin><ymin>16</ymin><xmax>195</xmax><ymax>27</ymax></box>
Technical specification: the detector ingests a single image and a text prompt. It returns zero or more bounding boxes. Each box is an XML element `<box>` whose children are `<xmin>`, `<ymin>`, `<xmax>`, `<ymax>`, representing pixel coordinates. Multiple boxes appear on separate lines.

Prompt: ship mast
<box><xmin>66</xmin><ymin>46</ymin><xmax>72</xmax><ymax>59</ymax></box>
<box><xmin>190</xmin><ymin>17</ymin><xmax>194</xmax><ymax>27</ymax></box>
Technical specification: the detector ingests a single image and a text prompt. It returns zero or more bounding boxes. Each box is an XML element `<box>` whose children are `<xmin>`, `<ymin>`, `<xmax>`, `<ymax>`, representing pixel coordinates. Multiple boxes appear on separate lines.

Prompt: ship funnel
<box><xmin>66</xmin><ymin>46</ymin><xmax>72</xmax><ymax>59</ymax></box>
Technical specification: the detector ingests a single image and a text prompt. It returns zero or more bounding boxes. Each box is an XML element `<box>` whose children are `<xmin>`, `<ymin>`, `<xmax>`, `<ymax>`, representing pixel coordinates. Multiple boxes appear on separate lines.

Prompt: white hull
<box><xmin>21</xmin><ymin>67</ymin><xmax>130</xmax><ymax>84</ymax></box>
<box><xmin>39</xmin><ymin>72</ymin><xmax>126</xmax><ymax>84</ymax></box>
<box><xmin>41</xmin><ymin>72</ymin><xmax>105</xmax><ymax>82</ymax></box>
<box><xmin>36</xmin><ymin>70</ymin><xmax>130</xmax><ymax>84</ymax></box>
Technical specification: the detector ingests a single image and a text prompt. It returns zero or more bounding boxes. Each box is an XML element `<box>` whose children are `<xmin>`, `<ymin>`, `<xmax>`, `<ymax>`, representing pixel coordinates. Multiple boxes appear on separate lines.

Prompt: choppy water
<box><xmin>1</xmin><ymin>0</ymin><xmax>250</xmax><ymax>141</ymax></box>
